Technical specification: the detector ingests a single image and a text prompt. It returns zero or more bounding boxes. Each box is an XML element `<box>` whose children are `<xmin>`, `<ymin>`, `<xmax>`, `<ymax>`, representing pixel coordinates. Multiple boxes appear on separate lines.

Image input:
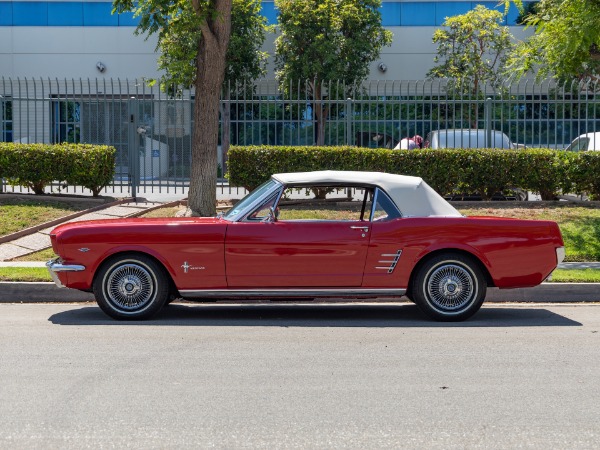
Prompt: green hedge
<box><xmin>0</xmin><ymin>143</ymin><xmax>115</xmax><ymax>196</ymax></box>
<box><xmin>569</xmin><ymin>151</ymin><xmax>600</xmax><ymax>199</ymax></box>
<box><xmin>228</xmin><ymin>145</ymin><xmax>585</xmax><ymax>200</ymax></box>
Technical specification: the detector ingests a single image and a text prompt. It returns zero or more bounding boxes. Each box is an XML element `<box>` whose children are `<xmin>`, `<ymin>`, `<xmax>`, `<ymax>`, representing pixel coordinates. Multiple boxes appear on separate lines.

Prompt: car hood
<box><xmin>51</xmin><ymin>216</ymin><xmax>223</xmax><ymax>235</ymax></box>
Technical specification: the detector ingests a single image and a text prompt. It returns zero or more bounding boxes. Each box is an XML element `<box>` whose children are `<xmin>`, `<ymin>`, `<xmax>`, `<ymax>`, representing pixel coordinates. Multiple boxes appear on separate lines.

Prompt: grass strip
<box><xmin>0</xmin><ymin>199</ymin><xmax>98</xmax><ymax>237</ymax></box>
<box><xmin>0</xmin><ymin>267</ymin><xmax>51</xmax><ymax>282</ymax></box>
<box><xmin>549</xmin><ymin>269</ymin><xmax>600</xmax><ymax>283</ymax></box>
<box><xmin>13</xmin><ymin>248</ymin><xmax>57</xmax><ymax>262</ymax></box>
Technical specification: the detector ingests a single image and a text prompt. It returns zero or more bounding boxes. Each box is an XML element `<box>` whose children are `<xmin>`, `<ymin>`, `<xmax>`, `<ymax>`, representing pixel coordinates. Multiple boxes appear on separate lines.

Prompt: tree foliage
<box><xmin>154</xmin><ymin>0</ymin><xmax>268</xmax><ymax>91</ymax></box>
<box><xmin>507</xmin><ymin>0</ymin><xmax>600</xmax><ymax>82</ymax></box>
<box><xmin>274</xmin><ymin>0</ymin><xmax>392</xmax><ymax>145</ymax></box>
<box><xmin>113</xmin><ymin>0</ymin><xmax>232</xmax><ymax>216</ymax></box>
<box><xmin>427</xmin><ymin>5</ymin><xmax>514</xmax><ymax>94</ymax></box>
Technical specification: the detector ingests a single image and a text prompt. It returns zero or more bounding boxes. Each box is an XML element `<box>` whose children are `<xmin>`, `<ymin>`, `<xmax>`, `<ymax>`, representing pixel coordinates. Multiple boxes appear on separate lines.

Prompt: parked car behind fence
<box><xmin>426</xmin><ymin>129</ymin><xmax>518</xmax><ymax>149</ymax></box>
<box><xmin>565</xmin><ymin>132</ymin><xmax>600</xmax><ymax>152</ymax></box>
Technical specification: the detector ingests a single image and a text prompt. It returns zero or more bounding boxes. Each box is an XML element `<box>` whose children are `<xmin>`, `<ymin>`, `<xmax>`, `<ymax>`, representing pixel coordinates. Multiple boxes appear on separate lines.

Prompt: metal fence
<box><xmin>1</xmin><ymin>77</ymin><xmax>599</xmax><ymax>196</ymax></box>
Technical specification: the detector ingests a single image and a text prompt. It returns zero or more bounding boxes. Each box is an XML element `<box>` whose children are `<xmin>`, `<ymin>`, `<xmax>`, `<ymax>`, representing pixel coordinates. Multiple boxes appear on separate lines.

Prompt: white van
<box><xmin>565</xmin><ymin>132</ymin><xmax>600</xmax><ymax>152</ymax></box>
<box><xmin>426</xmin><ymin>129</ymin><xmax>516</xmax><ymax>149</ymax></box>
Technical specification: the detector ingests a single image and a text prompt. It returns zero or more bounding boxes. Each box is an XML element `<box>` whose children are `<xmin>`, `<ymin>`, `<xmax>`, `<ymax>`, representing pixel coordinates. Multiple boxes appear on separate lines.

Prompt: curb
<box><xmin>0</xmin><ymin>282</ymin><xmax>95</xmax><ymax>303</ymax></box>
<box><xmin>1</xmin><ymin>282</ymin><xmax>598</xmax><ymax>304</ymax></box>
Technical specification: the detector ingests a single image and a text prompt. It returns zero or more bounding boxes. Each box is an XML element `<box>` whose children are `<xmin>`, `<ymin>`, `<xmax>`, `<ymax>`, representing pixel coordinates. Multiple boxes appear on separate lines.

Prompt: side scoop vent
<box><xmin>375</xmin><ymin>250</ymin><xmax>402</xmax><ymax>274</ymax></box>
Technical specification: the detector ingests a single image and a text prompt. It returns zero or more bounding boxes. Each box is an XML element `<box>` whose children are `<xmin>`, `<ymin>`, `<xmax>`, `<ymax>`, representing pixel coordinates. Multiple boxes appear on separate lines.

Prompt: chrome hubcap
<box><xmin>106</xmin><ymin>263</ymin><xmax>154</xmax><ymax>310</ymax></box>
<box><xmin>427</xmin><ymin>263</ymin><xmax>475</xmax><ymax>311</ymax></box>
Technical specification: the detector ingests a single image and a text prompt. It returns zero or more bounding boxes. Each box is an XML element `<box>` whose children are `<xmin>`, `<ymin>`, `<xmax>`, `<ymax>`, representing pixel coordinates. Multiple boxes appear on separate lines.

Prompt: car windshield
<box><xmin>222</xmin><ymin>179</ymin><xmax>279</xmax><ymax>221</ymax></box>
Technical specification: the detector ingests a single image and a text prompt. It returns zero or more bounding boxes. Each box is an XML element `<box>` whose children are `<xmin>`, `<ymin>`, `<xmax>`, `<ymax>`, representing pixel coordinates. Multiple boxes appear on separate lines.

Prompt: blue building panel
<box><xmin>401</xmin><ymin>2</ymin><xmax>436</xmax><ymax>26</ymax></box>
<box><xmin>83</xmin><ymin>2</ymin><xmax>118</xmax><ymax>26</ymax></box>
<box><xmin>0</xmin><ymin>3</ymin><xmax>12</xmax><ymax>26</ymax></box>
<box><xmin>380</xmin><ymin>3</ymin><xmax>401</xmax><ymax>27</ymax></box>
<box><xmin>13</xmin><ymin>2</ymin><xmax>48</xmax><ymax>26</ymax></box>
<box><xmin>436</xmin><ymin>2</ymin><xmax>471</xmax><ymax>25</ymax></box>
<box><xmin>261</xmin><ymin>1</ymin><xmax>277</xmax><ymax>26</ymax></box>
<box><xmin>0</xmin><ymin>1</ymin><xmax>532</xmax><ymax>28</ymax></box>
<box><xmin>118</xmin><ymin>10</ymin><xmax>139</xmax><ymax>27</ymax></box>
<box><xmin>505</xmin><ymin>1</ymin><xmax>524</xmax><ymax>25</ymax></box>
<box><xmin>48</xmin><ymin>2</ymin><xmax>83</xmax><ymax>26</ymax></box>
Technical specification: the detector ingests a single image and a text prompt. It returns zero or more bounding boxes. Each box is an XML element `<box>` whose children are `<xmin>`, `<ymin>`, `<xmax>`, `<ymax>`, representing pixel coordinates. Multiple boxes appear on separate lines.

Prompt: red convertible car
<box><xmin>47</xmin><ymin>171</ymin><xmax>565</xmax><ymax>321</ymax></box>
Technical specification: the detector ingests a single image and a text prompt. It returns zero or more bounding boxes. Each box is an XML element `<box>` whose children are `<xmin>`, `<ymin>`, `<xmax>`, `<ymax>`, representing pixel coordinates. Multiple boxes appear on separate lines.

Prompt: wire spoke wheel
<box><xmin>426</xmin><ymin>264</ymin><xmax>475</xmax><ymax>311</ymax></box>
<box><xmin>412</xmin><ymin>253</ymin><xmax>486</xmax><ymax>321</ymax></box>
<box><xmin>93</xmin><ymin>254</ymin><xmax>170</xmax><ymax>320</ymax></box>
<box><xmin>106</xmin><ymin>263</ymin><xmax>155</xmax><ymax>310</ymax></box>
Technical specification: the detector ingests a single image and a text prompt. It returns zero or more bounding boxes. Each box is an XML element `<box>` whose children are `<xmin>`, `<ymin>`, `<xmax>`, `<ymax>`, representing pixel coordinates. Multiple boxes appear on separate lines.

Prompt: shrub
<box><xmin>510</xmin><ymin>149</ymin><xmax>575</xmax><ymax>200</ymax></box>
<box><xmin>228</xmin><ymin>145</ymin><xmax>587</xmax><ymax>199</ymax></box>
<box><xmin>570</xmin><ymin>151</ymin><xmax>600</xmax><ymax>199</ymax></box>
<box><xmin>62</xmin><ymin>144</ymin><xmax>116</xmax><ymax>196</ymax></box>
<box><xmin>0</xmin><ymin>143</ymin><xmax>115</xmax><ymax>196</ymax></box>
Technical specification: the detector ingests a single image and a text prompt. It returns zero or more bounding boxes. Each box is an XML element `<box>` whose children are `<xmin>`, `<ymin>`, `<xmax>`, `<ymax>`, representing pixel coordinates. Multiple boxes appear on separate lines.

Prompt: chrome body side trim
<box><xmin>46</xmin><ymin>258</ymin><xmax>86</xmax><ymax>288</ymax></box>
<box><xmin>179</xmin><ymin>288</ymin><xmax>406</xmax><ymax>299</ymax></box>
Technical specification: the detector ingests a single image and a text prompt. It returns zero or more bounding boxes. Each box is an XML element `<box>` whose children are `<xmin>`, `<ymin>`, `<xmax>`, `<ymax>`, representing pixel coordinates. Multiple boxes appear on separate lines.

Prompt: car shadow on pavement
<box><xmin>48</xmin><ymin>303</ymin><xmax>583</xmax><ymax>327</ymax></box>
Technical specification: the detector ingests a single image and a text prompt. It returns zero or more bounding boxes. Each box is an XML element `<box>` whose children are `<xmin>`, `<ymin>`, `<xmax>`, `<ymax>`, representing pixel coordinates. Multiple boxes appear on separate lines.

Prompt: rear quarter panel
<box><xmin>365</xmin><ymin>216</ymin><xmax>563</xmax><ymax>289</ymax></box>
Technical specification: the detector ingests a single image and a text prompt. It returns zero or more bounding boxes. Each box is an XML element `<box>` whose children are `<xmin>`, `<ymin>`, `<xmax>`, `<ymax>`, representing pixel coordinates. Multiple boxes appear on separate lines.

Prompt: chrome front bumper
<box><xmin>46</xmin><ymin>258</ymin><xmax>86</xmax><ymax>288</ymax></box>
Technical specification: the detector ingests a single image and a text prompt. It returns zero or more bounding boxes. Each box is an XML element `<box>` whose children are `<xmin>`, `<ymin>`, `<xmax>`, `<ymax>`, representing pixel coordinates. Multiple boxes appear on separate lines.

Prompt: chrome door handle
<box><xmin>350</xmin><ymin>226</ymin><xmax>369</xmax><ymax>232</ymax></box>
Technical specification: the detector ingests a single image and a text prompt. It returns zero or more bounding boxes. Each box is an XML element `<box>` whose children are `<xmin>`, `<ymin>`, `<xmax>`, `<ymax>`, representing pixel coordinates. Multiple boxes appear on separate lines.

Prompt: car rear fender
<box><xmin>409</xmin><ymin>245</ymin><xmax>495</xmax><ymax>288</ymax></box>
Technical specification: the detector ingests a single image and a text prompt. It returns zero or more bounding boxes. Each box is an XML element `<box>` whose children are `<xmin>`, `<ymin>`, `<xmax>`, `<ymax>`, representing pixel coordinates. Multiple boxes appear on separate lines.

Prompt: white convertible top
<box><xmin>272</xmin><ymin>170</ymin><xmax>462</xmax><ymax>217</ymax></box>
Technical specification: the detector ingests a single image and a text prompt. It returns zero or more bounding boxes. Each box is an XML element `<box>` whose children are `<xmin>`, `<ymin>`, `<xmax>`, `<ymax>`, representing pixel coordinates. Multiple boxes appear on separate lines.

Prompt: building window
<box><xmin>1</xmin><ymin>97</ymin><xmax>12</xmax><ymax>142</ymax></box>
<box><xmin>51</xmin><ymin>100</ymin><xmax>81</xmax><ymax>143</ymax></box>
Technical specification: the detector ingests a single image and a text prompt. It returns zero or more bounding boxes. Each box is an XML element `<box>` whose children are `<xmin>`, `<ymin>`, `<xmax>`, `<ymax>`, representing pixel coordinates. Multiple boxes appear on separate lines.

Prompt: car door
<box><xmin>225</xmin><ymin>221</ymin><xmax>370</xmax><ymax>287</ymax></box>
<box><xmin>224</xmin><ymin>185</ymin><xmax>373</xmax><ymax>288</ymax></box>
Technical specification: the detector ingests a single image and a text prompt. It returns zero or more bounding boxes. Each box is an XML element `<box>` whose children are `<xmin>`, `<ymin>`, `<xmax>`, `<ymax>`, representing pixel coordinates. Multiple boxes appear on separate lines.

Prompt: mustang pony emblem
<box><xmin>181</xmin><ymin>262</ymin><xmax>190</xmax><ymax>273</ymax></box>
<box><xmin>181</xmin><ymin>262</ymin><xmax>205</xmax><ymax>274</ymax></box>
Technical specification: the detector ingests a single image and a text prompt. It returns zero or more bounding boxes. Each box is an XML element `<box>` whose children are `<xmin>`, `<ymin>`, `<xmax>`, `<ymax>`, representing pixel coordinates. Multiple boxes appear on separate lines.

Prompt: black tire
<box><xmin>93</xmin><ymin>254</ymin><xmax>169</xmax><ymax>320</ymax></box>
<box><xmin>411</xmin><ymin>253</ymin><xmax>486</xmax><ymax>321</ymax></box>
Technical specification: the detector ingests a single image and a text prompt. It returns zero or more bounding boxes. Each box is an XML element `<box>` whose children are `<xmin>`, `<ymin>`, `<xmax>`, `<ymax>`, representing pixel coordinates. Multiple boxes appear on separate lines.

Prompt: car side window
<box><xmin>372</xmin><ymin>189</ymin><xmax>402</xmax><ymax>221</ymax></box>
<box><xmin>577</xmin><ymin>138</ymin><xmax>590</xmax><ymax>151</ymax></box>
<box><xmin>245</xmin><ymin>192</ymin><xmax>280</xmax><ymax>221</ymax></box>
<box><xmin>276</xmin><ymin>185</ymin><xmax>373</xmax><ymax>221</ymax></box>
<box><xmin>566</xmin><ymin>138</ymin><xmax>589</xmax><ymax>152</ymax></box>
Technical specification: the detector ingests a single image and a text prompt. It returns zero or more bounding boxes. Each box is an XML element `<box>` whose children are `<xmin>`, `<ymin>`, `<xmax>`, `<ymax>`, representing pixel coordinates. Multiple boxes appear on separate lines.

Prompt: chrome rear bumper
<box><xmin>556</xmin><ymin>246</ymin><xmax>566</xmax><ymax>265</ymax></box>
<box><xmin>46</xmin><ymin>258</ymin><xmax>86</xmax><ymax>288</ymax></box>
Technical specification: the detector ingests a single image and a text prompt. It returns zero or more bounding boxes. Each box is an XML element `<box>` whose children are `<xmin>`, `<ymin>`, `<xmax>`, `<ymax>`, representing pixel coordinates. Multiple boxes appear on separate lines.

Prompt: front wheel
<box><xmin>412</xmin><ymin>253</ymin><xmax>486</xmax><ymax>321</ymax></box>
<box><xmin>93</xmin><ymin>254</ymin><xmax>169</xmax><ymax>320</ymax></box>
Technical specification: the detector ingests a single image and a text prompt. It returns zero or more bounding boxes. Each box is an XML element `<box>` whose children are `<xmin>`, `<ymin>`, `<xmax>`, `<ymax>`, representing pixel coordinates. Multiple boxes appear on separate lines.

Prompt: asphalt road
<box><xmin>1</xmin><ymin>302</ymin><xmax>599</xmax><ymax>449</ymax></box>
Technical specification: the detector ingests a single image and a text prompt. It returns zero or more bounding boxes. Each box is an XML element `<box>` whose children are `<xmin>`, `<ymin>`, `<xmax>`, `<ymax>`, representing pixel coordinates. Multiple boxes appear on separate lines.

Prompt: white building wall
<box><xmin>0</xmin><ymin>0</ymin><xmax>533</xmax><ymax>81</ymax></box>
<box><xmin>0</xmin><ymin>27</ymin><xmax>160</xmax><ymax>79</ymax></box>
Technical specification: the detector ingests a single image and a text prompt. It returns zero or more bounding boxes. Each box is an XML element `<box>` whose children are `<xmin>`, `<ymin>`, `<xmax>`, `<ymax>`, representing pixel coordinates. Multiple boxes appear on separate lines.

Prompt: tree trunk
<box><xmin>310</xmin><ymin>80</ymin><xmax>328</xmax><ymax>146</ymax></box>
<box><xmin>221</xmin><ymin>89</ymin><xmax>231</xmax><ymax>177</ymax></box>
<box><xmin>188</xmin><ymin>1</ymin><xmax>232</xmax><ymax>217</ymax></box>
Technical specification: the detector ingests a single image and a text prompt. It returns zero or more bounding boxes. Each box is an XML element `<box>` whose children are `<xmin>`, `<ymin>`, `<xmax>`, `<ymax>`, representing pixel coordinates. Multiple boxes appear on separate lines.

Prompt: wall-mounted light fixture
<box><xmin>378</xmin><ymin>62</ymin><xmax>387</xmax><ymax>73</ymax></box>
<box><xmin>96</xmin><ymin>62</ymin><xmax>106</xmax><ymax>73</ymax></box>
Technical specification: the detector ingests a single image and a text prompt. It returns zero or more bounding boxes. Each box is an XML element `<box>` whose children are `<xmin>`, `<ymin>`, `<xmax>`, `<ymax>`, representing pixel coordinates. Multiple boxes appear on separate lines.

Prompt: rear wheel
<box><xmin>412</xmin><ymin>253</ymin><xmax>486</xmax><ymax>321</ymax></box>
<box><xmin>93</xmin><ymin>254</ymin><xmax>169</xmax><ymax>320</ymax></box>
